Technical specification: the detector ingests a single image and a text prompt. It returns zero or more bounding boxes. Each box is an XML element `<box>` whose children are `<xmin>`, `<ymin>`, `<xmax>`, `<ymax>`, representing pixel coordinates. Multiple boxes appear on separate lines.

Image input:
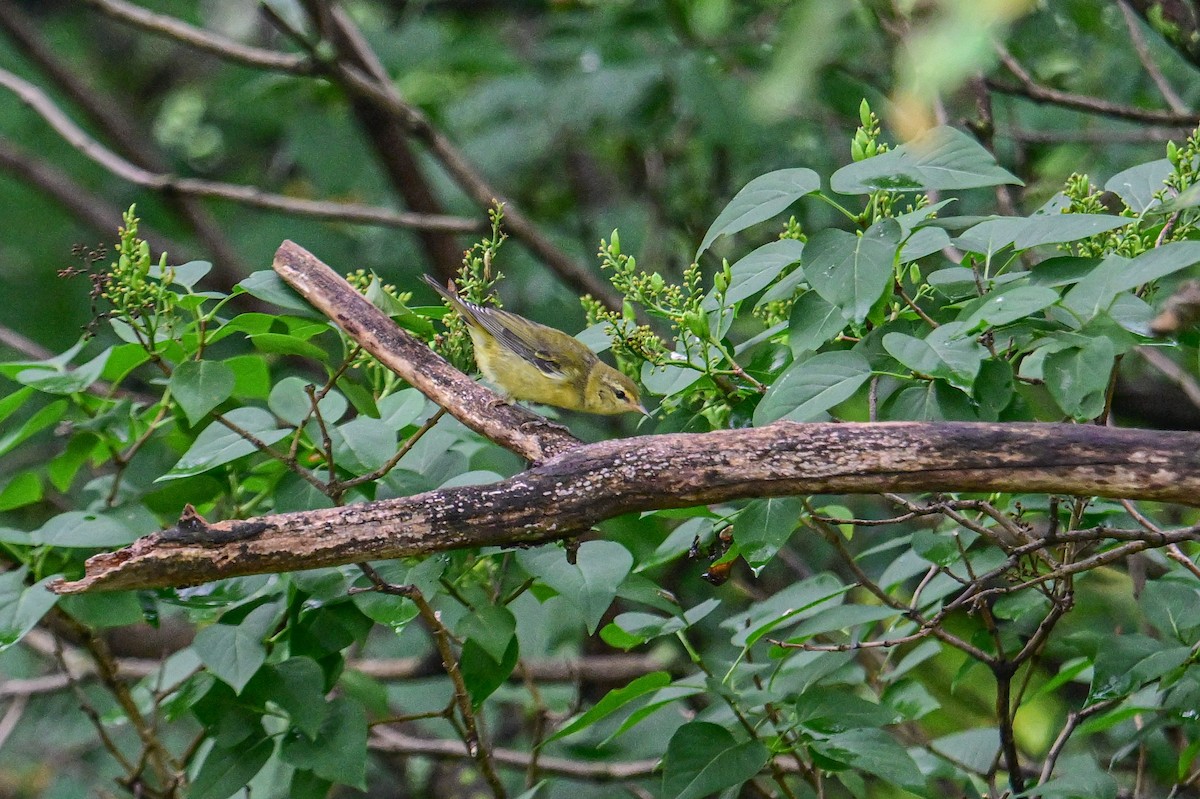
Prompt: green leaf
<box><xmin>927</xmin><ymin>266</ymin><xmax>981</xmax><ymax>299</ymax></box>
<box><xmin>912</xmin><ymin>529</ymin><xmax>968</xmax><ymax>567</ymax></box>
<box><xmin>736</xmin><ymin>496</ymin><xmax>804</xmax><ymax>571</ymax></box>
<box><xmin>171</xmin><ymin>360</ymin><xmax>236</xmax><ymax>426</ymax></box>
<box><xmin>460</xmin><ymin>635</ymin><xmax>518</xmax><ymax>707</ymax></box>
<box><xmin>924</xmin><ymin>323</ymin><xmax>989</xmax><ymax>389</ymax></box>
<box><xmin>831</xmin><ymin>126</ymin><xmax>1021</xmax><ymax>193</ymax></box>
<box><xmin>1032</xmin><ymin>754</ymin><xmax>1118</xmax><ymax>799</ymax></box>
<box><xmin>330</xmin><ymin>418</ymin><xmax>397</xmax><ymax>473</ymax></box>
<box><xmin>16</xmin><ymin>348</ymin><xmax>111</xmax><ymax>395</ymax></box>
<box><xmin>1044</xmin><ymin>336</ymin><xmax>1114</xmax><ymax>421</ymax></box>
<box><xmin>804</xmin><ymin>221</ymin><xmax>899</xmax><ymax>324</ymax></box>
<box><xmin>957</xmin><ymin>285</ymin><xmax>1059</xmax><ymax>331</ymax></box>
<box><xmin>288</xmin><ymin>770</ymin><xmax>332</xmax><ymax>799</ymax></box>
<box><xmin>268</xmin><ymin>376</ymin><xmax>348</xmax><ymax>426</ymax></box>
<box><xmin>193</xmin><ymin>622</ymin><xmax>267</xmax><ymax>694</ymax></box>
<box><xmin>702</xmin><ymin>239</ymin><xmax>805</xmax><ymax>309</ymax></box>
<box><xmin>0</xmin><ymin>385</ymin><xmax>34</xmax><ymax>425</ymax></box>
<box><xmin>880</xmin><ymin>380</ymin><xmax>978</xmax><ymax>421</ymax></box>
<box><xmin>1064</xmin><ymin>242</ymin><xmax>1200</xmax><ymax>320</ymax></box>
<box><xmin>517</xmin><ymin>541</ymin><xmax>633</xmax><ymax>634</ymax></box>
<box><xmin>796</xmin><ymin>688</ymin><xmax>902</xmax><ymax>733</ymax></box>
<box><xmin>237</xmin><ymin>270</ymin><xmax>321</xmax><ymax>316</ymax></box>
<box><xmin>954</xmin><ymin>214</ymin><xmax>1131</xmax><ymax>254</ymax></box>
<box><xmin>899</xmin><ymin>225</ymin><xmax>951</xmax><ymax>262</ymax></box>
<box><xmin>602</xmin><ymin>599</ymin><xmax>720</xmax><ymax>649</ymax></box>
<box><xmin>547</xmin><ymin>671</ymin><xmax>672</xmax><ymax>742</ymax></box>
<box><xmin>280</xmin><ymin>696</ymin><xmax>368</xmax><ymax>789</ymax></box>
<box><xmin>974</xmin><ymin>358</ymin><xmax>1014</xmax><ymax>421</ymax></box>
<box><xmin>162</xmin><ymin>408</ymin><xmax>288</xmax><ymax>480</ymax></box>
<box><xmin>0</xmin><ymin>568</ymin><xmax>58</xmax><ymax>653</ymax></box>
<box><xmin>457</xmin><ymin>605</ymin><xmax>517</xmax><ymax>663</ymax></box>
<box><xmin>785</xmin><ymin>603</ymin><xmax>900</xmax><ymax>642</ymax></box>
<box><xmin>696</xmin><ymin>168</ymin><xmax>820</xmax><ymax>257</ymax></box>
<box><xmin>662</xmin><ymin>721</ymin><xmax>770</xmax><ymax>799</ymax></box>
<box><xmin>0</xmin><ymin>399</ymin><xmax>67</xmax><ymax>458</ymax></box>
<box><xmin>59</xmin><ymin>591</ymin><xmax>143</xmax><ymax>629</ymax></box>
<box><xmin>930</xmin><ymin>728</ymin><xmax>1000</xmax><ymax>775</ymax></box>
<box><xmin>512</xmin><ymin>783</ymin><xmax>549</xmax><ymax>799</ymax></box>
<box><xmin>812</xmin><ymin>728</ymin><xmax>924</xmax><ymax>791</ymax></box>
<box><xmin>189</xmin><ymin>735</ymin><xmax>275</xmax><ymax>799</ymax></box>
<box><xmin>34</xmin><ymin>510</ymin><xmax>140</xmax><ymax>547</ymax></box>
<box><xmin>640</xmin><ymin>358</ymin><xmax>706</xmax><ymax>397</ymax></box>
<box><xmin>1141</xmin><ymin>581</ymin><xmax>1200</xmax><ymax>642</ymax></box>
<box><xmin>727</xmin><ymin>574</ymin><xmax>848</xmax><ymax>648</ymax></box>
<box><xmin>883</xmin><ymin>325</ymin><xmax>986</xmax><ymax>392</ymax></box>
<box><xmin>1105</xmin><ymin>159</ymin><xmax>1171</xmax><ymax>213</ymax></box>
<box><xmin>248</xmin><ymin>332</ymin><xmax>328</xmax><ymax>360</ymax></box>
<box><xmin>754</xmin><ymin>350</ymin><xmax>872</xmax><ymax>425</ymax></box>
<box><xmin>0</xmin><ymin>471</ymin><xmax>42</xmax><ymax>511</ymax></box>
<box><xmin>789</xmin><ymin>291</ymin><xmax>847</xmax><ymax>355</ymax></box>
<box><xmin>378</xmin><ymin>389</ymin><xmax>428</xmax><ymax>430</ymax></box>
<box><xmin>259</xmin><ymin>657</ymin><xmax>328</xmax><ymax>740</ymax></box>
<box><xmin>1088</xmin><ymin>634</ymin><xmax>1165</xmax><ymax>702</ymax></box>
<box><xmin>223</xmin><ymin>355</ymin><xmax>271</xmax><ymax>399</ymax></box>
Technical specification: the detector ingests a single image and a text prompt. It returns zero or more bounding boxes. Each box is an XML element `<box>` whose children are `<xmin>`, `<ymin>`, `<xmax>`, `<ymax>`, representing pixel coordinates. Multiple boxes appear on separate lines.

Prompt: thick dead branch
<box><xmin>51</xmin><ymin>421</ymin><xmax>1200</xmax><ymax>594</ymax></box>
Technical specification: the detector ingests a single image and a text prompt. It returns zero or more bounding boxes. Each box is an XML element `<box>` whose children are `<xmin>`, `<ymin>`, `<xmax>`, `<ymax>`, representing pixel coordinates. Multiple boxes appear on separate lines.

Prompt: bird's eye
<box><xmin>614</xmin><ymin>389</ymin><xmax>627</xmax><ymax>401</ymax></box>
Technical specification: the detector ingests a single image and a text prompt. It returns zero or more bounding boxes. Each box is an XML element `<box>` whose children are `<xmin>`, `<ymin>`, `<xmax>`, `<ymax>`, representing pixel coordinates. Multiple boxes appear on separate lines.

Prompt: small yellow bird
<box><xmin>423</xmin><ymin>275</ymin><xmax>648</xmax><ymax>416</ymax></box>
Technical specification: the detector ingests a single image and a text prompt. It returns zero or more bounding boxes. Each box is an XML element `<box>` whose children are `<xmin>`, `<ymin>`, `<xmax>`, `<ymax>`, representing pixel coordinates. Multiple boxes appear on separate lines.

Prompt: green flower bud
<box><xmin>684</xmin><ymin>308</ymin><xmax>709</xmax><ymax>338</ymax></box>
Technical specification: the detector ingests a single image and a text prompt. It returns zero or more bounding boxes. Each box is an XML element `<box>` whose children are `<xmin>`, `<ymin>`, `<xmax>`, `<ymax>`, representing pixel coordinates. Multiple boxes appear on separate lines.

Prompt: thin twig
<box><xmin>1137</xmin><ymin>346</ymin><xmax>1200</xmax><ymax>411</ymax></box>
<box><xmin>358</xmin><ymin>565</ymin><xmax>507</xmax><ymax>799</ymax></box>
<box><xmin>0</xmin><ymin>695</ymin><xmax>28</xmax><ymax>749</ymax></box>
<box><xmin>336</xmin><ymin>408</ymin><xmax>447</xmax><ymax>492</ymax></box>
<box><xmin>1119</xmin><ymin>0</ymin><xmax>1188</xmax><ymax>113</ymax></box>
<box><xmin>1038</xmin><ymin>697</ymin><xmax>1122</xmax><ymax>785</ymax></box>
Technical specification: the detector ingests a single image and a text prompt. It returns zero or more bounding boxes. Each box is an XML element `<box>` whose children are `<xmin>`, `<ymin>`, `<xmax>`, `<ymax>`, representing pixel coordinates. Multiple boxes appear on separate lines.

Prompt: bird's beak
<box><xmin>634</xmin><ymin>403</ymin><xmax>651</xmax><ymax>417</ymax></box>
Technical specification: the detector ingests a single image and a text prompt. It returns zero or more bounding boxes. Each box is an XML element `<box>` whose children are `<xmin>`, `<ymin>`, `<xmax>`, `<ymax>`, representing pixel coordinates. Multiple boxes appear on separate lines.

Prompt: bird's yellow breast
<box><xmin>469</xmin><ymin>329</ymin><xmax>587</xmax><ymax>408</ymax></box>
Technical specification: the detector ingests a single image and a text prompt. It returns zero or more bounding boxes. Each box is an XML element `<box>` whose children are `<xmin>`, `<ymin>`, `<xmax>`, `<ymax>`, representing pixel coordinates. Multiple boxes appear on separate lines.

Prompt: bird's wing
<box><xmin>469</xmin><ymin>305</ymin><xmax>577</xmax><ymax>379</ymax></box>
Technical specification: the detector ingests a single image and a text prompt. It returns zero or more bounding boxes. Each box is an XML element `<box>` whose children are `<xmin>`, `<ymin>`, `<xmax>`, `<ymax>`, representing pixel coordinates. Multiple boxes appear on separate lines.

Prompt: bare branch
<box><xmin>0</xmin><ymin>68</ymin><xmax>480</xmax><ymax>233</ymax></box>
<box><xmin>77</xmin><ymin>0</ymin><xmax>312</xmax><ymax>74</ymax></box>
<box><xmin>990</xmin><ymin>44</ymin><xmax>1200</xmax><ymax>125</ymax></box>
<box><xmin>0</xmin><ymin>0</ymin><xmax>249</xmax><ymax>287</ymax></box>
<box><xmin>371</xmin><ymin>727</ymin><xmax>659</xmax><ymax>781</ymax></box>
<box><xmin>70</xmin><ymin>0</ymin><xmax>624</xmax><ymax>308</ymax></box>
<box><xmin>0</xmin><ymin>135</ymin><xmax>183</xmax><ymax>258</ymax></box>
